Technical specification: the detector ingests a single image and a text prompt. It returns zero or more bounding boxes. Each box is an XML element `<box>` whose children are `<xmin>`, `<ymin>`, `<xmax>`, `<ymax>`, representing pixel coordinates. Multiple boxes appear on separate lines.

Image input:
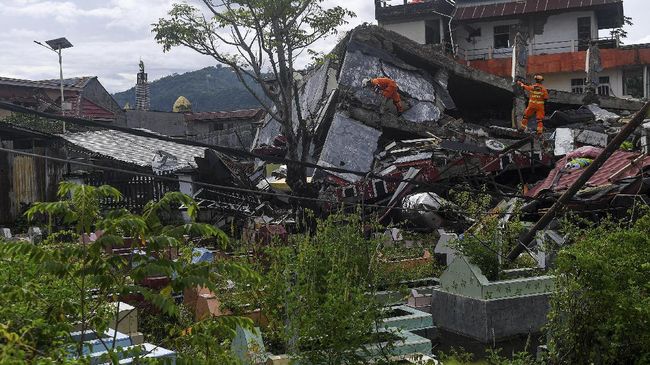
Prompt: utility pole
<box><xmin>34</xmin><ymin>37</ymin><xmax>73</xmax><ymax>133</ymax></box>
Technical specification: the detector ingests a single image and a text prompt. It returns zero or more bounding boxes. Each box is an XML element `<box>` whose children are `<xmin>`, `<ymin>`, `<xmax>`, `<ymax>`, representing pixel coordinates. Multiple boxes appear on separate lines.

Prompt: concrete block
<box><xmin>407</xmin><ymin>289</ymin><xmax>432</xmax><ymax>309</ymax></box>
<box><xmin>129</xmin><ymin>332</ymin><xmax>145</xmax><ymax>345</ymax></box>
<box><xmin>266</xmin><ymin>355</ymin><xmax>291</xmax><ymax>365</ymax></box>
<box><xmin>232</xmin><ymin>326</ymin><xmax>267</xmax><ymax>365</ymax></box>
<box><xmin>0</xmin><ymin>228</ymin><xmax>11</xmax><ymax>240</ymax></box>
<box><xmin>109</xmin><ymin>302</ymin><xmax>138</xmax><ymax>335</ymax></box>
<box><xmin>434</xmin><ymin>229</ymin><xmax>458</xmax><ymax>266</ymax></box>
<box><xmin>28</xmin><ymin>227</ymin><xmax>43</xmax><ymax>244</ymax></box>
<box><xmin>383</xmin><ymin>305</ymin><xmax>433</xmax><ymax>332</ymax></box>
<box><xmin>431</xmin><ymin>289</ymin><xmax>550</xmax><ymax>343</ymax></box>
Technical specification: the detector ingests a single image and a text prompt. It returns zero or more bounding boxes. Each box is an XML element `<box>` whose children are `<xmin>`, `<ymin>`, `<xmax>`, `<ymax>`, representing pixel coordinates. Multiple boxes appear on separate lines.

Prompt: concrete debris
<box><xmin>236</xmin><ymin>25</ymin><xmax>650</xmax><ymax>236</ymax></box>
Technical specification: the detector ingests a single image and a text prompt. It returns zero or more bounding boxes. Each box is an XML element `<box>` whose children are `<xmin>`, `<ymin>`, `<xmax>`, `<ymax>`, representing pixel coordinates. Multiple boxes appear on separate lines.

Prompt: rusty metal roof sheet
<box><xmin>455</xmin><ymin>0</ymin><xmax>622</xmax><ymax>21</ymax></box>
<box><xmin>184</xmin><ymin>109</ymin><xmax>264</xmax><ymax>122</ymax></box>
<box><xmin>527</xmin><ymin>146</ymin><xmax>650</xmax><ymax>197</ymax></box>
<box><xmin>0</xmin><ymin>76</ymin><xmax>94</xmax><ymax>90</ymax></box>
<box><xmin>62</xmin><ymin>129</ymin><xmax>207</xmax><ymax>171</ymax></box>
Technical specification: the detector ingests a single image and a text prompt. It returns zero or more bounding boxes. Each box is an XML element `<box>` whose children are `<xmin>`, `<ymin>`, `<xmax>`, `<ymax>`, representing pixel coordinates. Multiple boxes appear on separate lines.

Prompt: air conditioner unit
<box><xmin>62</xmin><ymin>102</ymin><xmax>73</xmax><ymax>111</ymax></box>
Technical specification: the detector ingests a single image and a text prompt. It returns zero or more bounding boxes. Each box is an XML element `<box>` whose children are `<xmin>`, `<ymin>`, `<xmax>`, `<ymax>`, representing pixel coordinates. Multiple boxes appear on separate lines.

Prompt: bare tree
<box><xmin>153</xmin><ymin>0</ymin><xmax>355</xmax><ymax>195</ymax></box>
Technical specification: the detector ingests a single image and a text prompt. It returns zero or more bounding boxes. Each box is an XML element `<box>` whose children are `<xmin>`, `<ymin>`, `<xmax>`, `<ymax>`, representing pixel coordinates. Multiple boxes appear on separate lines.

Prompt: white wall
<box><xmin>455</xmin><ymin>10</ymin><xmax>598</xmax><ymax>59</ymax></box>
<box><xmin>456</xmin><ymin>18</ymin><xmax>520</xmax><ymax>59</ymax></box>
<box><xmin>530</xmin><ymin>10</ymin><xmax>597</xmax><ymax>54</ymax></box>
<box><xmin>543</xmin><ymin>69</ymin><xmax>624</xmax><ymax>97</ymax></box>
<box><xmin>380</xmin><ymin>20</ymin><xmax>426</xmax><ymax>44</ymax></box>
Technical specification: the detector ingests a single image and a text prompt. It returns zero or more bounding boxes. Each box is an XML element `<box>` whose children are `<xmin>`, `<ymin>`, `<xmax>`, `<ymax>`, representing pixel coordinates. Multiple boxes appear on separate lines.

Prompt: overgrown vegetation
<box><xmin>221</xmin><ymin>213</ymin><xmax>392</xmax><ymax>364</ymax></box>
<box><xmin>447</xmin><ymin>187</ymin><xmax>534</xmax><ymax>281</ymax></box>
<box><xmin>0</xmin><ymin>182</ymin><xmax>252</xmax><ymax>363</ymax></box>
<box><xmin>546</xmin><ymin>211</ymin><xmax>650</xmax><ymax>364</ymax></box>
<box><xmin>153</xmin><ymin>0</ymin><xmax>355</xmax><ymax>194</ymax></box>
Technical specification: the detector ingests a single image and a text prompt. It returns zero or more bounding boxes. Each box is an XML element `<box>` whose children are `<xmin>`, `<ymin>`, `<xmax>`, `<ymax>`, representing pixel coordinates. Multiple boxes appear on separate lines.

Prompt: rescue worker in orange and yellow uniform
<box><xmin>363</xmin><ymin>77</ymin><xmax>404</xmax><ymax>113</ymax></box>
<box><xmin>517</xmin><ymin>74</ymin><xmax>549</xmax><ymax>136</ymax></box>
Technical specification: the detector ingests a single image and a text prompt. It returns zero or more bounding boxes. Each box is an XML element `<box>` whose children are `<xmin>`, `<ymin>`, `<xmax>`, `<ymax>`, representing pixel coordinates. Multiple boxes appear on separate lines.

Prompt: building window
<box><xmin>598</xmin><ymin>76</ymin><xmax>610</xmax><ymax>96</ymax></box>
<box><xmin>623</xmin><ymin>68</ymin><xmax>644</xmax><ymax>98</ymax></box>
<box><xmin>577</xmin><ymin>17</ymin><xmax>592</xmax><ymax>51</ymax></box>
<box><xmin>571</xmin><ymin>78</ymin><xmax>585</xmax><ymax>94</ymax></box>
<box><xmin>494</xmin><ymin>25</ymin><xmax>515</xmax><ymax>49</ymax></box>
<box><xmin>211</xmin><ymin>123</ymin><xmax>224</xmax><ymax>131</ymax></box>
<box><xmin>425</xmin><ymin>19</ymin><xmax>441</xmax><ymax>45</ymax></box>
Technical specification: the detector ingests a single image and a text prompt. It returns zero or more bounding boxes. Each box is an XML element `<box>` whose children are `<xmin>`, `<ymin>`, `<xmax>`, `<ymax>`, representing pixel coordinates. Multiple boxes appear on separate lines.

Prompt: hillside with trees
<box><xmin>112</xmin><ymin>65</ymin><xmax>265</xmax><ymax>112</ymax></box>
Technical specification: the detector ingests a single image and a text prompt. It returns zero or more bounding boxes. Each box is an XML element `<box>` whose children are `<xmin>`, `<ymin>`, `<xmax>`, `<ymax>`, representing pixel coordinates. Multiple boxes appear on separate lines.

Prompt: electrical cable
<box><xmin>0</xmin><ymin>146</ymin><xmax>635</xmax><ymax>218</ymax></box>
<box><xmin>0</xmin><ymin>101</ymin><xmax>539</xmax><ymax>201</ymax></box>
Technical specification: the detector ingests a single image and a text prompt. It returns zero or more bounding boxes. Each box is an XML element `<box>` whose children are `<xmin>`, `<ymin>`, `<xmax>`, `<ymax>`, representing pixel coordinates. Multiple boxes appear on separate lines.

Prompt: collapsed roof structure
<box><xmin>249</xmin><ymin>25</ymin><xmax>649</xmax><ymax>227</ymax></box>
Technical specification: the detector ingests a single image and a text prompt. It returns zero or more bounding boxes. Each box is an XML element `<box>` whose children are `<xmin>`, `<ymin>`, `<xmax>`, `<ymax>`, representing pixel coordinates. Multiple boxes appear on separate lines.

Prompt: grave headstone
<box><xmin>28</xmin><ymin>227</ymin><xmax>43</xmax><ymax>244</ymax></box>
<box><xmin>0</xmin><ymin>228</ymin><xmax>11</xmax><ymax>240</ymax></box>
<box><xmin>231</xmin><ymin>325</ymin><xmax>267</xmax><ymax>365</ymax></box>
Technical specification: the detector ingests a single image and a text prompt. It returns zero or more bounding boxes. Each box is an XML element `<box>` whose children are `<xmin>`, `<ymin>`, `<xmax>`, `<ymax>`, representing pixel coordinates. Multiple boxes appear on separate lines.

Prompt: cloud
<box><xmin>2</xmin><ymin>0</ymin><xmax>648</xmax><ymax>93</ymax></box>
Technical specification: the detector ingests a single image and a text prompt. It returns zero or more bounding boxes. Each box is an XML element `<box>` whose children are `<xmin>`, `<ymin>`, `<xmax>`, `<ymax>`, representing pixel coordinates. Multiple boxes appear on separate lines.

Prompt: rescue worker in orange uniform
<box><xmin>363</xmin><ymin>77</ymin><xmax>404</xmax><ymax>113</ymax></box>
<box><xmin>517</xmin><ymin>74</ymin><xmax>549</xmax><ymax>136</ymax></box>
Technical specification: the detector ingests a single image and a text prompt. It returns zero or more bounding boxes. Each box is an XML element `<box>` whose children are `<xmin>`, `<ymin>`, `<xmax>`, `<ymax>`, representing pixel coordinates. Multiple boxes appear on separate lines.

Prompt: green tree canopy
<box><xmin>546</xmin><ymin>213</ymin><xmax>650</xmax><ymax>364</ymax></box>
<box><xmin>153</xmin><ymin>0</ymin><xmax>355</xmax><ymax>195</ymax></box>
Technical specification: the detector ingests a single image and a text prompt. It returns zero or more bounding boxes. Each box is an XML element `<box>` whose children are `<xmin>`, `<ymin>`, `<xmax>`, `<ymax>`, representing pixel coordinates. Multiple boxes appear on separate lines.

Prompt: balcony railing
<box><xmin>456</xmin><ymin>37</ymin><xmax>620</xmax><ymax>61</ymax></box>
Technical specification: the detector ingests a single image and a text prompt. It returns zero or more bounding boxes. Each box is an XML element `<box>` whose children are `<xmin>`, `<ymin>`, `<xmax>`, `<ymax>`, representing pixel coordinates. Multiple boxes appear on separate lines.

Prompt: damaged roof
<box><xmin>0</xmin><ymin>76</ymin><xmax>94</xmax><ymax>91</ymax></box>
<box><xmin>528</xmin><ymin>146</ymin><xmax>650</xmax><ymax>197</ymax></box>
<box><xmin>62</xmin><ymin>129</ymin><xmax>207</xmax><ymax>171</ymax></box>
<box><xmin>185</xmin><ymin>109</ymin><xmax>265</xmax><ymax>122</ymax></box>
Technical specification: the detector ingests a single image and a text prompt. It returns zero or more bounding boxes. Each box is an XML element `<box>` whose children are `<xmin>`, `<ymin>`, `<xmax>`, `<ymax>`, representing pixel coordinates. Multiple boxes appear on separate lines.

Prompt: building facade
<box><xmin>123</xmin><ymin>108</ymin><xmax>265</xmax><ymax>150</ymax></box>
<box><xmin>375</xmin><ymin>0</ymin><xmax>649</xmax><ymax>100</ymax></box>
<box><xmin>0</xmin><ymin>76</ymin><xmax>125</xmax><ymax>123</ymax></box>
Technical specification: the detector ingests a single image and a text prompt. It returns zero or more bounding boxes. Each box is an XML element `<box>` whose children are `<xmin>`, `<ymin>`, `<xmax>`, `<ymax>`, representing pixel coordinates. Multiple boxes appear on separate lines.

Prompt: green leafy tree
<box><xmin>545</xmin><ymin>212</ymin><xmax>650</xmax><ymax>364</ymax></box>
<box><xmin>0</xmin><ymin>182</ymin><xmax>254</xmax><ymax>363</ymax></box>
<box><xmin>152</xmin><ymin>0</ymin><xmax>355</xmax><ymax>195</ymax></box>
<box><xmin>448</xmin><ymin>188</ymin><xmax>530</xmax><ymax>281</ymax></box>
<box><xmin>260</xmin><ymin>213</ymin><xmax>387</xmax><ymax>364</ymax></box>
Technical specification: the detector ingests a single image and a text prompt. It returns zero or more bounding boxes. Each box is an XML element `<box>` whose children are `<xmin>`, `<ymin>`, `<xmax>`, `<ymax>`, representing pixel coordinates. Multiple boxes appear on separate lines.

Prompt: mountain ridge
<box><xmin>112</xmin><ymin>66</ymin><xmax>265</xmax><ymax>112</ymax></box>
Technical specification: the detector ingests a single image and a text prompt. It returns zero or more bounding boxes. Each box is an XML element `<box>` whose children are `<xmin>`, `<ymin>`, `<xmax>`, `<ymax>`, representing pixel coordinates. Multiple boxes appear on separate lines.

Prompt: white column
<box><xmin>643</xmin><ymin>65</ymin><xmax>650</xmax><ymax>99</ymax></box>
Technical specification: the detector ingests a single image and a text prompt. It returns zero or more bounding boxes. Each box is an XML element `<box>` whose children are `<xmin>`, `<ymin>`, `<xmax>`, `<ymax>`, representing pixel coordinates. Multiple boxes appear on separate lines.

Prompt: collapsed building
<box><xmin>249</xmin><ymin>25</ymin><xmax>649</xmax><ymax>228</ymax></box>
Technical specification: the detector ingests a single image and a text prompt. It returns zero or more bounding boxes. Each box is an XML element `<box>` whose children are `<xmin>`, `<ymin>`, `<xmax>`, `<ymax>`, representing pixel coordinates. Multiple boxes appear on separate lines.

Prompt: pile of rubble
<box><xmin>238</xmin><ymin>25</ymin><xmax>650</xmax><ymax>232</ymax></box>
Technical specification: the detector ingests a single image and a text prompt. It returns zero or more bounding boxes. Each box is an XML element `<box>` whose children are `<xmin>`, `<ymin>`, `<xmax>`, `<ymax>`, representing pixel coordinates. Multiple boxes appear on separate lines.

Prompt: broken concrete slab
<box><xmin>316</xmin><ymin>112</ymin><xmax>382</xmax><ymax>183</ymax></box>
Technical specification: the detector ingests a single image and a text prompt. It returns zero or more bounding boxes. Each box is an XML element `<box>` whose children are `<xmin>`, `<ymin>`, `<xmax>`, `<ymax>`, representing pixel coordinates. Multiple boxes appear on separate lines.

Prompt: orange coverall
<box><xmin>520</xmin><ymin>82</ymin><xmax>549</xmax><ymax>134</ymax></box>
<box><xmin>371</xmin><ymin>77</ymin><xmax>403</xmax><ymax>113</ymax></box>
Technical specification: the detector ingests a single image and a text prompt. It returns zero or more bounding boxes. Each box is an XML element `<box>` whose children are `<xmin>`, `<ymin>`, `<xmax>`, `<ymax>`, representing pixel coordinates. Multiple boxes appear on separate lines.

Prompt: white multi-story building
<box><xmin>375</xmin><ymin>0</ymin><xmax>649</xmax><ymax>99</ymax></box>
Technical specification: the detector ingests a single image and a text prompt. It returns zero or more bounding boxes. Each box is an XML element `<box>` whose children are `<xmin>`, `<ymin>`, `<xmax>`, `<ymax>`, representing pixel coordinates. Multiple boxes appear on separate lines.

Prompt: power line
<box><xmin>0</xmin><ymin>101</ymin><xmax>538</xmax><ymax>201</ymax></box>
<box><xmin>0</xmin><ymin>146</ymin><xmax>633</xmax><ymax>218</ymax></box>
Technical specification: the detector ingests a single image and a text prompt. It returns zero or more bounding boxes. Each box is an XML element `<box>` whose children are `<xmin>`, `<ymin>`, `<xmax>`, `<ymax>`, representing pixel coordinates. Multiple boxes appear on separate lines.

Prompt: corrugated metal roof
<box><xmin>62</xmin><ymin>130</ymin><xmax>207</xmax><ymax>171</ymax></box>
<box><xmin>527</xmin><ymin>146</ymin><xmax>650</xmax><ymax>197</ymax></box>
<box><xmin>455</xmin><ymin>0</ymin><xmax>622</xmax><ymax>21</ymax></box>
<box><xmin>184</xmin><ymin>109</ymin><xmax>264</xmax><ymax>122</ymax></box>
<box><xmin>0</xmin><ymin>76</ymin><xmax>94</xmax><ymax>90</ymax></box>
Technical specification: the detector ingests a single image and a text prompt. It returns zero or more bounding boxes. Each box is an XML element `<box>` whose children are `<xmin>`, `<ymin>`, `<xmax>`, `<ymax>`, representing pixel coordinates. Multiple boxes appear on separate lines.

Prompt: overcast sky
<box><xmin>0</xmin><ymin>0</ymin><xmax>648</xmax><ymax>93</ymax></box>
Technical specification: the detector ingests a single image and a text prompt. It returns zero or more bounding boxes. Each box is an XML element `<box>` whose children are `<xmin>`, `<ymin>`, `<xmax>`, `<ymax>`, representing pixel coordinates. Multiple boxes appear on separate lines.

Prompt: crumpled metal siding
<box><xmin>528</xmin><ymin>147</ymin><xmax>650</xmax><ymax>197</ymax></box>
<box><xmin>11</xmin><ymin>155</ymin><xmax>40</xmax><ymax>208</ymax></box>
<box><xmin>63</xmin><ymin>130</ymin><xmax>207</xmax><ymax>171</ymax></box>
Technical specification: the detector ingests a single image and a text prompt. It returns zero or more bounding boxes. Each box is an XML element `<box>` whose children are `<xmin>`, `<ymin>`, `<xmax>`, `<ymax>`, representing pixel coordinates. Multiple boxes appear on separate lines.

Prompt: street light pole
<box><xmin>34</xmin><ymin>37</ymin><xmax>73</xmax><ymax>133</ymax></box>
<box><xmin>57</xmin><ymin>46</ymin><xmax>65</xmax><ymax>133</ymax></box>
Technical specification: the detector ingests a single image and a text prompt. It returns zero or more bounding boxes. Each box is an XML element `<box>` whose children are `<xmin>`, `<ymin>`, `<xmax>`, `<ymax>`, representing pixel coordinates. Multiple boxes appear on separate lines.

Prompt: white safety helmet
<box><xmin>361</xmin><ymin>78</ymin><xmax>371</xmax><ymax>87</ymax></box>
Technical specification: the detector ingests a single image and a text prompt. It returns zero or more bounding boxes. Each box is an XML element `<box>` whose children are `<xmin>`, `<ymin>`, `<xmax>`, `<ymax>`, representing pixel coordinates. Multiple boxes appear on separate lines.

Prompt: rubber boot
<box><xmin>536</xmin><ymin>120</ymin><xmax>544</xmax><ymax>138</ymax></box>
